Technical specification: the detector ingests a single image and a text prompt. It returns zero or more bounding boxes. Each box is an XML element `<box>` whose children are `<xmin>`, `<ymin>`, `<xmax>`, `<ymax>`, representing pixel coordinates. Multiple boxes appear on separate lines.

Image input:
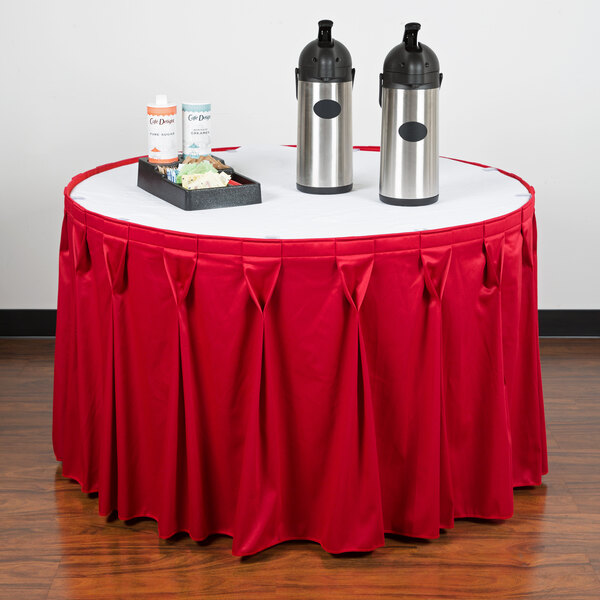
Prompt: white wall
<box><xmin>1</xmin><ymin>0</ymin><xmax>598</xmax><ymax>309</ymax></box>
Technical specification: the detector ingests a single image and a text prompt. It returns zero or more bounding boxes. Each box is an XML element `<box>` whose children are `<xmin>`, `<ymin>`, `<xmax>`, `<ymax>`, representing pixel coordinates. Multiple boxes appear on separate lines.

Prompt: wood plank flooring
<box><xmin>0</xmin><ymin>338</ymin><xmax>599</xmax><ymax>599</ymax></box>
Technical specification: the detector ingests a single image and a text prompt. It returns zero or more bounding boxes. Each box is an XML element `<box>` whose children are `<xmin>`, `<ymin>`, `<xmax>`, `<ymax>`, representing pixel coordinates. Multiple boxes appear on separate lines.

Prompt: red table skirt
<box><xmin>53</xmin><ymin>154</ymin><xmax>546</xmax><ymax>556</ymax></box>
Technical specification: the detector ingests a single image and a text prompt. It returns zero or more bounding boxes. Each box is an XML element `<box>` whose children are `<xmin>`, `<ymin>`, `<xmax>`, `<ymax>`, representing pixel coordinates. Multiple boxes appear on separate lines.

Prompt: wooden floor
<box><xmin>1</xmin><ymin>339</ymin><xmax>599</xmax><ymax>599</ymax></box>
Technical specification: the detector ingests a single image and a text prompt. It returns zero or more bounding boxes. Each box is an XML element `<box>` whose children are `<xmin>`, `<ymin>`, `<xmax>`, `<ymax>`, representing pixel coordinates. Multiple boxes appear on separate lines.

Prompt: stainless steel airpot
<box><xmin>379</xmin><ymin>23</ymin><xmax>442</xmax><ymax>205</ymax></box>
<box><xmin>296</xmin><ymin>20</ymin><xmax>355</xmax><ymax>194</ymax></box>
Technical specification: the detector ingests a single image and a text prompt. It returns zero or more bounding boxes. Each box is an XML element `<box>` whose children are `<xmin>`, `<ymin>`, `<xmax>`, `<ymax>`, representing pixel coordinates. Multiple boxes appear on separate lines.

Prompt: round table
<box><xmin>53</xmin><ymin>145</ymin><xmax>547</xmax><ymax>556</ymax></box>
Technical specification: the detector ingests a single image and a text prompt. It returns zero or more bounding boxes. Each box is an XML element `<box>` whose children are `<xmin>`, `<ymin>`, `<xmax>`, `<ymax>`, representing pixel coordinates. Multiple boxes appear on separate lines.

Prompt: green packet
<box><xmin>176</xmin><ymin>161</ymin><xmax>217</xmax><ymax>184</ymax></box>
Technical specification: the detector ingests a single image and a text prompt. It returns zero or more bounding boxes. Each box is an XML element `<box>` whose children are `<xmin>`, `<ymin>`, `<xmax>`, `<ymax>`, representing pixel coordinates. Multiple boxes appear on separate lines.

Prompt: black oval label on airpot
<box><xmin>399</xmin><ymin>121</ymin><xmax>428</xmax><ymax>142</ymax></box>
<box><xmin>313</xmin><ymin>99</ymin><xmax>342</xmax><ymax>119</ymax></box>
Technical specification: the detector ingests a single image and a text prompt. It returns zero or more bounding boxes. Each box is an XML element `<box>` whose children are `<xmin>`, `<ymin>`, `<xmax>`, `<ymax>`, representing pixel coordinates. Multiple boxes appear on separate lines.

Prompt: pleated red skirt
<box><xmin>53</xmin><ymin>153</ymin><xmax>546</xmax><ymax>556</ymax></box>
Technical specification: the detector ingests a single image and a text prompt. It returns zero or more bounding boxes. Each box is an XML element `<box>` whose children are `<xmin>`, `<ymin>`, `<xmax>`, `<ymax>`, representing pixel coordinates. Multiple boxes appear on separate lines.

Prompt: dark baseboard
<box><xmin>538</xmin><ymin>310</ymin><xmax>600</xmax><ymax>337</ymax></box>
<box><xmin>0</xmin><ymin>310</ymin><xmax>58</xmax><ymax>336</ymax></box>
<box><xmin>0</xmin><ymin>309</ymin><xmax>599</xmax><ymax>337</ymax></box>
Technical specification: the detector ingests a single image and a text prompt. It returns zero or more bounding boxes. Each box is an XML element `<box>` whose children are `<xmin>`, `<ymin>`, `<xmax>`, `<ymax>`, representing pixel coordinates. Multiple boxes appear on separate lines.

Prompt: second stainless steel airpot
<box><xmin>379</xmin><ymin>23</ymin><xmax>443</xmax><ymax>206</ymax></box>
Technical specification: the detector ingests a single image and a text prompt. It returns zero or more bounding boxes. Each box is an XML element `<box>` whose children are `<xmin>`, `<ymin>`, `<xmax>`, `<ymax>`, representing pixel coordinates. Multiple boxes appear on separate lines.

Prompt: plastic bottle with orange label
<box><xmin>147</xmin><ymin>95</ymin><xmax>178</xmax><ymax>164</ymax></box>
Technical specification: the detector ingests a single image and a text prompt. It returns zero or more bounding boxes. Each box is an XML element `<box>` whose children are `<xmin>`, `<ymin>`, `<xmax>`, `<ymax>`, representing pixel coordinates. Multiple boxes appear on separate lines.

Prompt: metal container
<box><xmin>379</xmin><ymin>23</ymin><xmax>443</xmax><ymax>206</ymax></box>
<box><xmin>296</xmin><ymin>20</ymin><xmax>355</xmax><ymax>194</ymax></box>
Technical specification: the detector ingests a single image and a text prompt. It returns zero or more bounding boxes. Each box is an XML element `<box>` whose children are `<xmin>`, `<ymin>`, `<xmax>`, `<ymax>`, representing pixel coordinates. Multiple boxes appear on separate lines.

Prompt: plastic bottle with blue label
<box><xmin>182</xmin><ymin>102</ymin><xmax>212</xmax><ymax>158</ymax></box>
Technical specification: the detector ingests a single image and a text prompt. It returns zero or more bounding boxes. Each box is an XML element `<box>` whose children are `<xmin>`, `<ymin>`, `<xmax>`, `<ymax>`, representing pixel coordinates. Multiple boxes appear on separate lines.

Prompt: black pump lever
<box><xmin>403</xmin><ymin>22</ymin><xmax>421</xmax><ymax>51</ymax></box>
<box><xmin>318</xmin><ymin>20</ymin><xmax>334</xmax><ymax>47</ymax></box>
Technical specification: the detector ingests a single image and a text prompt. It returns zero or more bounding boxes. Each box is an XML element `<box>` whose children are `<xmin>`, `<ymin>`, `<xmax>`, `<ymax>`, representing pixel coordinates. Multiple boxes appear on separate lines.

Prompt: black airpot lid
<box><xmin>297</xmin><ymin>20</ymin><xmax>354</xmax><ymax>83</ymax></box>
<box><xmin>381</xmin><ymin>23</ymin><xmax>442</xmax><ymax>89</ymax></box>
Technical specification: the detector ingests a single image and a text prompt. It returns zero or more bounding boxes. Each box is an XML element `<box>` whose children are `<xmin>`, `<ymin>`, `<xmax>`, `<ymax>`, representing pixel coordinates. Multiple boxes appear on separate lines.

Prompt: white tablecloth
<box><xmin>71</xmin><ymin>145</ymin><xmax>530</xmax><ymax>240</ymax></box>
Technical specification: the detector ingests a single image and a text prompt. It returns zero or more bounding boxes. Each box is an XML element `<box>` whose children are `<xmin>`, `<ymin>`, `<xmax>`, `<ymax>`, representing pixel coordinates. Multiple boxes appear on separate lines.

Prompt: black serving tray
<box><xmin>137</xmin><ymin>156</ymin><xmax>262</xmax><ymax>211</ymax></box>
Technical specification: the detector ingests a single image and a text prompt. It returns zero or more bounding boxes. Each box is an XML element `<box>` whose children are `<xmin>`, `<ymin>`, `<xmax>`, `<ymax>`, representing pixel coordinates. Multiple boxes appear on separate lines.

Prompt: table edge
<box><xmin>63</xmin><ymin>146</ymin><xmax>536</xmax><ymax>254</ymax></box>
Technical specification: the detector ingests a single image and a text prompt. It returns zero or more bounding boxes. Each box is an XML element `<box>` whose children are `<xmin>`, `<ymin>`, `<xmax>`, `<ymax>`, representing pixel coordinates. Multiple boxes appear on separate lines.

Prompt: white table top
<box><xmin>71</xmin><ymin>145</ymin><xmax>530</xmax><ymax>240</ymax></box>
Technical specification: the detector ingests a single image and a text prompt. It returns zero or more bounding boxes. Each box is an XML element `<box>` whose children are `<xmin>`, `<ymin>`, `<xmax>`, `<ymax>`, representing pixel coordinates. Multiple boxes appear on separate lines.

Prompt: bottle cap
<box><xmin>182</xmin><ymin>102</ymin><xmax>211</xmax><ymax>111</ymax></box>
<box><xmin>297</xmin><ymin>20</ymin><xmax>354</xmax><ymax>84</ymax></box>
<box><xmin>381</xmin><ymin>23</ymin><xmax>442</xmax><ymax>90</ymax></box>
<box><xmin>155</xmin><ymin>94</ymin><xmax>168</xmax><ymax>106</ymax></box>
